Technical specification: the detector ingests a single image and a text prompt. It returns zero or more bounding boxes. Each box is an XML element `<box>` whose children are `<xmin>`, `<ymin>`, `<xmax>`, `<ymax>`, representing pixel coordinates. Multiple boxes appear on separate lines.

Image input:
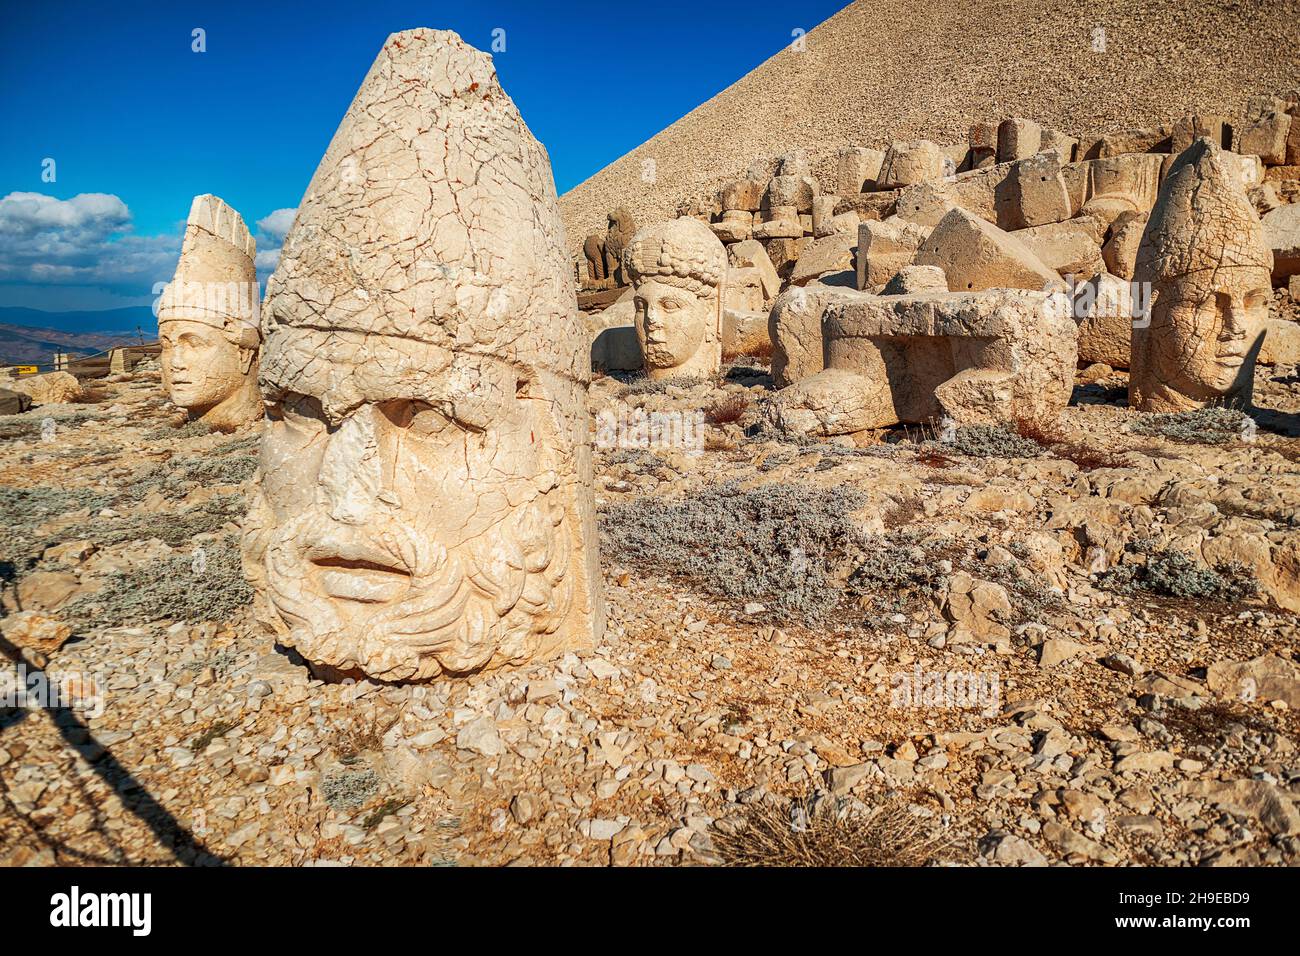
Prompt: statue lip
<box><xmin>305</xmin><ymin>540</ymin><xmax>412</xmax><ymax>603</ymax></box>
<box><xmin>311</xmin><ymin>557</ymin><xmax>411</xmax><ymax>604</ymax></box>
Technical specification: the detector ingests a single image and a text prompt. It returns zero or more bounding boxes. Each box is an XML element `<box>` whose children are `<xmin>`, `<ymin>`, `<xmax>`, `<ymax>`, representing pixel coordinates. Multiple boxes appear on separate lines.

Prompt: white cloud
<box><xmin>253</xmin><ymin>206</ymin><xmax>296</xmax><ymax>281</ymax></box>
<box><xmin>0</xmin><ymin>191</ymin><xmax>180</xmax><ymax>291</ymax></box>
<box><xmin>256</xmin><ymin>207</ymin><xmax>297</xmax><ymax>244</ymax></box>
<box><xmin>0</xmin><ymin>194</ymin><xmax>300</xmax><ymax>310</ymax></box>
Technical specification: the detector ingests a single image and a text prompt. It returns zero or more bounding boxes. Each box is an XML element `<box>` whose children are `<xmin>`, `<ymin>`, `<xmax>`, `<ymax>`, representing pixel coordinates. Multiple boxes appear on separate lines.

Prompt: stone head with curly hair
<box><xmin>623</xmin><ymin>217</ymin><xmax>727</xmax><ymax>380</ymax></box>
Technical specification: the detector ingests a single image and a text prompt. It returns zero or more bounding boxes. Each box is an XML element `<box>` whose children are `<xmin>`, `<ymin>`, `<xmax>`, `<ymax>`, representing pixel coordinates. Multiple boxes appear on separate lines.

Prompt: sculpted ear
<box><xmin>239</xmin><ymin>346</ymin><xmax>257</xmax><ymax>375</ymax></box>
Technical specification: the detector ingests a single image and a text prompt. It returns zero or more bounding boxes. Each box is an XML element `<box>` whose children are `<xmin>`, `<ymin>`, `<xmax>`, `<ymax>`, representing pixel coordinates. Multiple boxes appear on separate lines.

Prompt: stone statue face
<box><xmin>247</xmin><ymin>342</ymin><xmax>574</xmax><ymax>679</ymax></box>
<box><xmin>1130</xmin><ymin>139</ymin><xmax>1275</xmax><ymax>412</ymax></box>
<box><xmin>623</xmin><ymin>217</ymin><xmax>726</xmax><ymax>381</ymax></box>
<box><xmin>242</xmin><ymin>28</ymin><xmax>602</xmax><ymax>682</ymax></box>
<box><xmin>1156</xmin><ymin>268</ymin><xmax>1270</xmax><ymax>397</ymax></box>
<box><xmin>159</xmin><ymin>318</ymin><xmax>248</xmax><ymax>411</ymax></box>
<box><xmin>156</xmin><ymin>194</ymin><xmax>262</xmax><ymax>429</ymax></box>
<box><xmin>633</xmin><ymin>278</ymin><xmax>710</xmax><ymax>371</ymax></box>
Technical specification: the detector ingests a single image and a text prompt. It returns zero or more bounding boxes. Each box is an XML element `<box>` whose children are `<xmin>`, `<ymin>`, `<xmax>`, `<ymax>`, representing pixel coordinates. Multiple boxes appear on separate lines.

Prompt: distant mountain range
<box><xmin>0</xmin><ymin>307</ymin><xmax>156</xmax><ymax>368</ymax></box>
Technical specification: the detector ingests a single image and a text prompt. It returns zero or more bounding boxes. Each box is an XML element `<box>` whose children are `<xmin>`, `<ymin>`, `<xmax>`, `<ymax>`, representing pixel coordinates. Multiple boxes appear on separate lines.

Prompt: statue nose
<box><xmin>1221</xmin><ymin>299</ymin><xmax>1250</xmax><ymax>337</ymax></box>
<box><xmin>318</xmin><ymin>407</ymin><xmax>385</xmax><ymax>524</ymax></box>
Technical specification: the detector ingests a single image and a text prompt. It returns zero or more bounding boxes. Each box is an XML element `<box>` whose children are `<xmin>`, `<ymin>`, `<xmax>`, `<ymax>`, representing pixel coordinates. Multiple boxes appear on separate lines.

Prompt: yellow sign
<box><xmin>11</xmin><ymin>366</ymin><xmax>38</xmax><ymax>375</ymax></box>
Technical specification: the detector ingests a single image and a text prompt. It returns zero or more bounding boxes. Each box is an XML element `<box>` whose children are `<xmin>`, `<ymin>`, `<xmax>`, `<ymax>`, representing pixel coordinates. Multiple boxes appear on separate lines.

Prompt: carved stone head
<box><xmin>242</xmin><ymin>29</ymin><xmax>604</xmax><ymax>682</ymax></box>
<box><xmin>623</xmin><ymin>217</ymin><xmax>726</xmax><ymax>380</ymax></box>
<box><xmin>157</xmin><ymin>195</ymin><xmax>262</xmax><ymax>430</ymax></box>
<box><xmin>1130</xmin><ymin>139</ymin><xmax>1273</xmax><ymax>412</ymax></box>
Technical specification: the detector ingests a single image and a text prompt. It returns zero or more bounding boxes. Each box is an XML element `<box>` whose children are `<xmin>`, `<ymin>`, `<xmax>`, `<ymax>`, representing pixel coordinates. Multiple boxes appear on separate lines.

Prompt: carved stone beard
<box><xmin>242</xmin><ymin>488</ymin><xmax>574</xmax><ymax>682</ymax></box>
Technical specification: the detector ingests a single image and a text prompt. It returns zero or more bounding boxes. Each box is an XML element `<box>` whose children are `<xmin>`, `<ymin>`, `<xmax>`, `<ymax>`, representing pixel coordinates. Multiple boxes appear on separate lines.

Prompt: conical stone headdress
<box><xmin>262</xmin><ymin>28</ymin><xmax>585</xmax><ymax>421</ymax></box>
<box><xmin>1134</xmin><ymin>138</ymin><xmax>1272</xmax><ymax>299</ymax></box>
<box><xmin>158</xmin><ymin>194</ymin><xmax>260</xmax><ymax>345</ymax></box>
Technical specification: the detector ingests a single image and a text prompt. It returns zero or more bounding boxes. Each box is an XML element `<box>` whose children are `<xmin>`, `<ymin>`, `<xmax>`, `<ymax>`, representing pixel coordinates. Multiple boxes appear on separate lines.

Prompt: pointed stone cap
<box><xmin>1135</xmin><ymin>138</ymin><xmax>1272</xmax><ymax>294</ymax></box>
<box><xmin>158</xmin><ymin>194</ymin><xmax>259</xmax><ymax>337</ymax></box>
<box><xmin>263</xmin><ymin>28</ymin><xmax>583</xmax><ymax>400</ymax></box>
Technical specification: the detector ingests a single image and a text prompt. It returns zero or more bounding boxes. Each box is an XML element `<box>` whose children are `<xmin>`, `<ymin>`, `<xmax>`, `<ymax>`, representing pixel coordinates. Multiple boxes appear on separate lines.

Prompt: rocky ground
<box><xmin>1</xmin><ymin>351</ymin><xmax>1299</xmax><ymax>867</ymax></box>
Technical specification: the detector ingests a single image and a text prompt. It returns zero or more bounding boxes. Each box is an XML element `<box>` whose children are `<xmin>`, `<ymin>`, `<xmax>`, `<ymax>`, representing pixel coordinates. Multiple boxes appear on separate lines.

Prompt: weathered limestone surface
<box><xmin>914</xmin><ymin>207</ymin><xmax>1063</xmax><ymax>293</ymax></box>
<box><xmin>1075</xmin><ymin>272</ymin><xmax>1137</xmax><ymax>368</ymax></box>
<box><xmin>624</xmin><ymin>217</ymin><xmax>726</xmax><ymax>381</ymax></box>
<box><xmin>9</xmin><ymin>371</ymin><xmax>82</xmax><ymax>405</ymax></box>
<box><xmin>1263</xmin><ymin>204</ymin><xmax>1300</xmax><ymax>282</ymax></box>
<box><xmin>789</xmin><ymin>232</ymin><xmax>857</xmax><ymax>286</ymax></box>
<box><xmin>157</xmin><ymin>194</ymin><xmax>262</xmax><ymax>430</ymax></box>
<box><xmin>837</xmin><ymin>146</ymin><xmax>885</xmax><ymax>195</ymax></box>
<box><xmin>856</xmin><ymin>218</ymin><xmax>929</xmax><ymax>290</ymax></box>
<box><xmin>1130</xmin><ymin>139</ymin><xmax>1273</xmax><ymax>413</ymax></box>
<box><xmin>0</xmin><ymin>388</ymin><xmax>31</xmax><ymax>415</ymax></box>
<box><xmin>878</xmin><ymin>140</ymin><xmax>945</xmax><ymax>188</ymax></box>
<box><xmin>243</xmin><ymin>29</ymin><xmax>604</xmax><ymax>682</ymax></box>
<box><xmin>1102</xmin><ymin>210</ymin><xmax>1149</xmax><ymax>279</ymax></box>
<box><xmin>769</xmin><ymin>284</ymin><xmax>862</xmax><ymax>388</ymax></box>
<box><xmin>997</xmin><ymin>117</ymin><xmax>1042</xmax><ymax>163</ymax></box>
<box><xmin>728</xmin><ymin>239</ymin><xmax>781</xmax><ymax>303</ymax></box>
<box><xmin>767</xmin><ymin>287</ymin><xmax>1077</xmax><ymax>435</ymax></box>
<box><xmin>1014</xmin><ymin>217</ymin><xmax>1107</xmax><ymax>278</ymax></box>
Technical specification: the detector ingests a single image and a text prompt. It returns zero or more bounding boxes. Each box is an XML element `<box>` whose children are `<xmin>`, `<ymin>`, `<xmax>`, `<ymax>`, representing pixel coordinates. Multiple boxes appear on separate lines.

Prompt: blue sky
<box><xmin>0</xmin><ymin>0</ymin><xmax>847</xmax><ymax>314</ymax></box>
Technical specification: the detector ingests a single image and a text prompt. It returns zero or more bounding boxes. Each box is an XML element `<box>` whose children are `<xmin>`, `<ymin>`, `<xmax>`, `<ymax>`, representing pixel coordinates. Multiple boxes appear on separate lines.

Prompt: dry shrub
<box><xmin>1013</xmin><ymin>412</ymin><xmax>1066</xmax><ymax>447</ymax></box>
<box><xmin>705</xmin><ymin>394</ymin><xmax>749</xmax><ymax>425</ymax></box>
<box><xmin>716</xmin><ymin>795</ymin><xmax>947</xmax><ymax>867</ymax></box>
<box><xmin>722</xmin><ymin>339</ymin><xmax>774</xmax><ymax>364</ymax></box>
<box><xmin>915</xmin><ymin>448</ymin><xmax>952</xmax><ymax>468</ymax></box>
<box><xmin>71</xmin><ymin>386</ymin><xmax>109</xmax><ymax>404</ymax></box>
<box><xmin>881</xmin><ymin>496</ymin><xmax>924</xmax><ymax>529</ymax></box>
<box><xmin>1013</xmin><ymin>413</ymin><xmax>1122</xmax><ymax>471</ymax></box>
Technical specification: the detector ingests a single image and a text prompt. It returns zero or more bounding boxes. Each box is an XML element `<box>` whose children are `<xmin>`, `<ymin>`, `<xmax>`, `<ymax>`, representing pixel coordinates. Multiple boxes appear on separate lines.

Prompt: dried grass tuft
<box><xmin>716</xmin><ymin>795</ymin><xmax>948</xmax><ymax>867</ymax></box>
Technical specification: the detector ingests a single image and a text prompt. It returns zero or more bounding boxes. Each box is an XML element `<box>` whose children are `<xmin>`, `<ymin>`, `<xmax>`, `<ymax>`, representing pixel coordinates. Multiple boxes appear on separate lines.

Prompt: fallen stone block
<box><xmin>710</xmin><ymin>209</ymin><xmax>752</xmax><ymax>243</ymax></box>
<box><xmin>837</xmin><ymin>146</ymin><xmax>885</xmax><ymax>195</ymax></box>
<box><xmin>1078</xmin><ymin>125</ymin><xmax>1172</xmax><ymax>159</ymax></box>
<box><xmin>9</xmin><ymin>371</ymin><xmax>82</xmax><ymax>405</ymax></box>
<box><xmin>765</xmin><ymin>174</ymin><xmax>817</xmax><ymax>213</ymax></box>
<box><xmin>728</xmin><ymin>239</ymin><xmax>781</xmax><ymax>301</ymax></box>
<box><xmin>1235</xmin><ymin>110</ymin><xmax>1292</xmax><ymax>166</ymax></box>
<box><xmin>1101</xmin><ymin>209</ymin><xmax>1148</xmax><ymax>279</ymax></box>
<box><xmin>878</xmin><ymin>139</ymin><xmax>945</xmax><ymax>188</ymax></box>
<box><xmin>1008</xmin><ymin>150</ymin><xmax>1072</xmax><ymax>228</ymax></box>
<box><xmin>722</xmin><ymin>307</ymin><xmax>770</xmax><ymax>359</ymax></box>
<box><xmin>914</xmin><ymin>207</ymin><xmax>1063</xmax><ymax>292</ymax></box>
<box><xmin>1171</xmin><ymin>114</ymin><xmax>1234</xmax><ymax>153</ymax></box>
<box><xmin>721</xmin><ymin>178</ymin><xmax>764</xmax><ymax>212</ymax></box>
<box><xmin>1014</xmin><ymin>217</ymin><xmax>1106</xmax><ymax>278</ymax></box>
<box><xmin>1258</xmin><ymin>318</ymin><xmax>1300</xmax><ymax>366</ymax></box>
<box><xmin>766</xmin><ymin>286</ymin><xmax>1077</xmax><ymax>434</ymax></box>
<box><xmin>790</xmin><ymin>232</ymin><xmax>857</xmax><ymax>286</ymax></box>
<box><xmin>1074</xmin><ymin>272</ymin><xmax>1137</xmax><ymax>369</ymax></box>
<box><xmin>856</xmin><ymin>218</ymin><xmax>929</xmax><ymax>290</ymax></box>
<box><xmin>1262</xmin><ymin>203</ymin><xmax>1300</xmax><ymax>283</ymax></box>
<box><xmin>997</xmin><ymin>117</ymin><xmax>1041</xmax><ymax>163</ymax></box>
<box><xmin>768</xmin><ymin>283</ymin><xmax>861</xmax><ymax>387</ymax></box>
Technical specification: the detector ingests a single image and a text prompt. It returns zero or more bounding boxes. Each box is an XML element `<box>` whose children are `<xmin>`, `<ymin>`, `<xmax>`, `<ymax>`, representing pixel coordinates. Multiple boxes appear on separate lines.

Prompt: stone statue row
<box><xmin>155</xmin><ymin>29</ymin><xmax>1275</xmax><ymax>684</ymax></box>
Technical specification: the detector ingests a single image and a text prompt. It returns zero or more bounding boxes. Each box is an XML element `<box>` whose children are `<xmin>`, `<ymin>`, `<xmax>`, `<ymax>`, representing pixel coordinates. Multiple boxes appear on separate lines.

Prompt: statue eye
<box><xmin>408</xmin><ymin>402</ymin><xmax>453</xmax><ymax>436</ymax></box>
<box><xmin>1244</xmin><ymin>289</ymin><xmax>1269</xmax><ymax>310</ymax></box>
<box><xmin>273</xmin><ymin>392</ymin><xmax>324</xmax><ymax>429</ymax></box>
<box><xmin>662</xmin><ymin>298</ymin><xmax>682</xmax><ymax>311</ymax></box>
<box><xmin>382</xmin><ymin>400</ymin><xmax>452</xmax><ymax>436</ymax></box>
